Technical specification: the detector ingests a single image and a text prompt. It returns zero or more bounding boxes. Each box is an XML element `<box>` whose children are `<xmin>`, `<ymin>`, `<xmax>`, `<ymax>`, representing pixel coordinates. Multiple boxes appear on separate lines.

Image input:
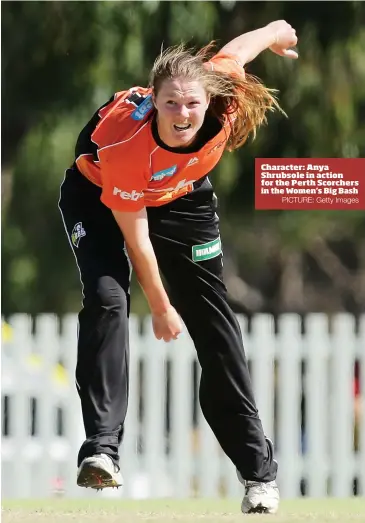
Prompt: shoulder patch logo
<box><xmin>131</xmin><ymin>95</ymin><xmax>154</xmax><ymax>121</ymax></box>
<box><xmin>71</xmin><ymin>222</ymin><xmax>86</xmax><ymax>248</ymax></box>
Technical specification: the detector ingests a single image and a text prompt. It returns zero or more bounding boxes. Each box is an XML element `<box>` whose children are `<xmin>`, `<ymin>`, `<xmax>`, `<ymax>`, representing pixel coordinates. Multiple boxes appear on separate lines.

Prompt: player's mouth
<box><xmin>173</xmin><ymin>123</ymin><xmax>192</xmax><ymax>132</ymax></box>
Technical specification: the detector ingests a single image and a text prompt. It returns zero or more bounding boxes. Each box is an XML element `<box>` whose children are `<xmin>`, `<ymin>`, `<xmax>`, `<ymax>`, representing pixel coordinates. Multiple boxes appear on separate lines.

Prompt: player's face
<box><xmin>153</xmin><ymin>77</ymin><xmax>210</xmax><ymax>148</ymax></box>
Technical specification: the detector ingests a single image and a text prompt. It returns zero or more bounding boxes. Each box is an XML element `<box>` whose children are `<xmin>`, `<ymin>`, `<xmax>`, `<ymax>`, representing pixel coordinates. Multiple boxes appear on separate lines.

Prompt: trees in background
<box><xmin>2</xmin><ymin>1</ymin><xmax>365</xmax><ymax>316</ymax></box>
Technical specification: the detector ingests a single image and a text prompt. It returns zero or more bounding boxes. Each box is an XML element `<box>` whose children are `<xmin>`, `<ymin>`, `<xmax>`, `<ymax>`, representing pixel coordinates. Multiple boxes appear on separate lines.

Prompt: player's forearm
<box><xmin>220</xmin><ymin>24</ymin><xmax>276</xmax><ymax>65</ymax></box>
<box><xmin>112</xmin><ymin>207</ymin><xmax>171</xmax><ymax>315</ymax></box>
<box><xmin>126</xmin><ymin>241</ymin><xmax>171</xmax><ymax>315</ymax></box>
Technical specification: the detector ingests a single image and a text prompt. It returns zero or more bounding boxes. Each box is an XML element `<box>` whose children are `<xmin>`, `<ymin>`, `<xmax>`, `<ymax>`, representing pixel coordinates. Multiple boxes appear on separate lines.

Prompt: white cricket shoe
<box><xmin>77</xmin><ymin>453</ymin><xmax>123</xmax><ymax>490</ymax></box>
<box><xmin>237</xmin><ymin>470</ymin><xmax>279</xmax><ymax>514</ymax></box>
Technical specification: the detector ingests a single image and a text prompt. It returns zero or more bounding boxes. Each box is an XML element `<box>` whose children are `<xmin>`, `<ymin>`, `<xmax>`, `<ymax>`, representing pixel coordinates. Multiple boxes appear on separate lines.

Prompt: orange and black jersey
<box><xmin>73</xmin><ymin>53</ymin><xmax>245</xmax><ymax>212</ymax></box>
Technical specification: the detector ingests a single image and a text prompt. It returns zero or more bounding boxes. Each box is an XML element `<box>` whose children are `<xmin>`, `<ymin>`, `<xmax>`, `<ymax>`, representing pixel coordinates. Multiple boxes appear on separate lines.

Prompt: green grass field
<box><xmin>2</xmin><ymin>498</ymin><xmax>365</xmax><ymax>523</ymax></box>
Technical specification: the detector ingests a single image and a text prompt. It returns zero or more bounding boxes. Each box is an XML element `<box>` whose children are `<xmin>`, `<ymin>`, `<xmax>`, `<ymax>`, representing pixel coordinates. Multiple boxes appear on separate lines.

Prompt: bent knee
<box><xmin>96</xmin><ymin>276</ymin><xmax>128</xmax><ymax>313</ymax></box>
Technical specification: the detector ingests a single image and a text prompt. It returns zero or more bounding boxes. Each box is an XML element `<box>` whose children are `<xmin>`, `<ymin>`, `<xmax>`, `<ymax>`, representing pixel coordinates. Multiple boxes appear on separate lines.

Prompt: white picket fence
<box><xmin>1</xmin><ymin>313</ymin><xmax>364</xmax><ymax>499</ymax></box>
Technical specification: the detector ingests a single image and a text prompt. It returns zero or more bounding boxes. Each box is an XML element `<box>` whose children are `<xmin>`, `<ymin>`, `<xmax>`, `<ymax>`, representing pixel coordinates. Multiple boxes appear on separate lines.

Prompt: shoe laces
<box><xmin>245</xmin><ymin>481</ymin><xmax>275</xmax><ymax>494</ymax></box>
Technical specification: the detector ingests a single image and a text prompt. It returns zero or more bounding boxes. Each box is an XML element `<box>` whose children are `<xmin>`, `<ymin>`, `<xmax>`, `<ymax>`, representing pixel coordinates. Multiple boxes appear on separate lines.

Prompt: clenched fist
<box><xmin>152</xmin><ymin>306</ymin><xmax>183</xmax><ymax>342</ymax></box>
<box><xmin>267</xmin><ymin>20</ymin><xmax>298</xmax><ymax>59</ymax></box>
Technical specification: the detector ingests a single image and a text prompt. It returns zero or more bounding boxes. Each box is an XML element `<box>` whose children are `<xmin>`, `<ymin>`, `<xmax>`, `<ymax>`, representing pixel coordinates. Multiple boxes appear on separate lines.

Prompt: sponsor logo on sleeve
<box><xmin>131</xmin><ymin>95</ymin><xmax>154</xmax><ymax>121</ymax></box>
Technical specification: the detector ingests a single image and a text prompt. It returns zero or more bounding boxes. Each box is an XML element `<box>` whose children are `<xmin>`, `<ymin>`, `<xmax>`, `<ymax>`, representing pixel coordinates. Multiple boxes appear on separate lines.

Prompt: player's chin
<box><xmin>171</xmin><ymin>128</ymin><xmax>197</xmax><ymax>146</ymax></box>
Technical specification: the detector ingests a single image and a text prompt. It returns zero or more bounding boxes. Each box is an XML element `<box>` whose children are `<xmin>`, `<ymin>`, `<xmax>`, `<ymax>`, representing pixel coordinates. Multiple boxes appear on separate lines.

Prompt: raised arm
<box><xmin>219</xmin><ymin>20</ymin><xmax>298</xmax><ymax>66</ymax></box>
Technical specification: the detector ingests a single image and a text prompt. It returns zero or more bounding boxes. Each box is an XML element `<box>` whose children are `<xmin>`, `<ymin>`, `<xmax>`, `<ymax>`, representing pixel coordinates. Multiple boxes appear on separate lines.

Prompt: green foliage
<box><xmin>2</xmin><ymin>1</ymin><xmax>99</xmax><ymax>165</ymax></box>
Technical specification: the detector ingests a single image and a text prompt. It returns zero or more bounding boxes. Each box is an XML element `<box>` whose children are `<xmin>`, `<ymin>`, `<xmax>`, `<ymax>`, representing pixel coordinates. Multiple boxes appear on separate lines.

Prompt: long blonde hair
<box><xmin>149</xmin><ymin>42</ymin><xmax>284</xmax><ymax>151</ymax></box>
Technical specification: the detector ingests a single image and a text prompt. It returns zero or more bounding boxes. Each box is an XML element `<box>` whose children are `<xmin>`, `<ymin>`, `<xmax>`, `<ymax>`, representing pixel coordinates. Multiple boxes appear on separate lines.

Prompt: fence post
<box><xmin>358</xmin><ymin>314</ymin><xmax>365</xmax><ymax>496</ymax></box>
<box><xmin>8</xmin><ymin>314</ymin><xmax>34</xmax><ymax>498</ymax></box>
<box><xmin>141</xmin><ymin>318</ymin><xmax>169</xmax><ymax>497</ymax></box>
<box><xmin>330</xmin><ymin>313</ymin><xmax>356</xmax><ymax>496</ymax></box>
<box><xmin>276</xmin><ymin>314</ymin><xmax>302</xmax><ymax>498</ymax></box>
<box><xmin>304</xmin><ymin>313</ymin><xmax>330</xmax><ymax>497</ymax></box>
<box><xmin>250</xmin><ymin>314</ymin><xmax>276</xmax><ymax>444</ymax></box>
<box><xmin>170</xmin><ymin>326</ymin><xmax>195</xmax><ymax>498</ymax></box>
<box><xmin>60</xmin><ymin>313</ymin><xmax>85</xmax><ymax>498</ymax></box>
<box><xmin>120</xmin><ymin>314</ymin><xmax>141</xmax><ymax>499</ymax></box>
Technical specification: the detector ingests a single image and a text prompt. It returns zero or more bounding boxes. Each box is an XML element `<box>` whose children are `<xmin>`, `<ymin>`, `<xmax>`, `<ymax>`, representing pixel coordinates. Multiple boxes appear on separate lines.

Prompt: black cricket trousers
<box><xmin>58</xmin><ymin>166</ymin><xmax>277</xmax><ymax>482</ymax></box>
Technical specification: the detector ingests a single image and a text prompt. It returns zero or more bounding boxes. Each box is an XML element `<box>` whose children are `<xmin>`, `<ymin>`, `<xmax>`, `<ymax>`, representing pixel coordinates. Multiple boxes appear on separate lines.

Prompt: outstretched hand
<box><xmin>267</xmin><ymin>20</ymin><xmax>298</xmax><ymax>59</ymax></box>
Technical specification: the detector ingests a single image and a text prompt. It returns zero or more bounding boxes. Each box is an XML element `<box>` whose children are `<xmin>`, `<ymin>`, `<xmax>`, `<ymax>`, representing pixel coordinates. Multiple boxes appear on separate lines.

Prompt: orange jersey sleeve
<box><xmin>205</xmin><ymin>52</ymin><xmax>245</xmax><ymax>79</ymax></box>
